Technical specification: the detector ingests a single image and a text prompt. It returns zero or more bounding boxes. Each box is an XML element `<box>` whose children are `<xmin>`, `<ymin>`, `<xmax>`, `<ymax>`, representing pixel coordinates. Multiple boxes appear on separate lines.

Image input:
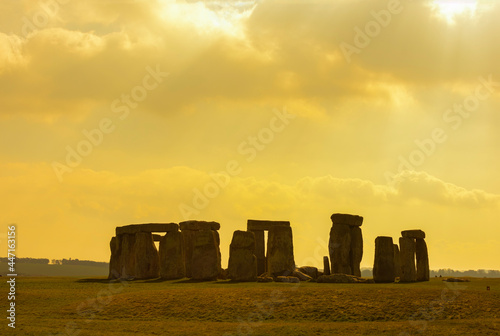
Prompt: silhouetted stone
<box><xmin>247</xmin><ymin>219</ymin><xmax>290</xmax><ymax>231</ymax></box>
<box><xmin>181</xmin><ymin>229</ymin><xmax>197</xmax><ymax>278</ymax></box>
<box><xmin>350</xmin><ymin>226</ymin><xmax>363</xmax><ymax>277</ymax></box>
<box><xmin>298</xmin><ymin>266</ymin><xmax>318</xmax><ymax>280</ymax></box>
<box><xmin>159</xmin><ymin>231</ymin><xmax>185</xmax><ymax>280</ymax></box>
<box><xmin>191</xmin><ymin>229</ymin><xmax>221</xmax><ymax>281</ymax></box>
<box><xmin>399</xmin><ymin>237</ymin><xmax>417</xmax><ymax>282</ymax></box>
<box><xmin>119</xmin><ymin>233</ymin><xmax>136</xmax><ymax>278</ymax></box>
<box><xmin>152</xmin><ymin>234</ymin><xmax>162</xmax><ymax>242</ymax></box>
<box><xmin>330</xmin><ymin>213</ymin><xmax>363</xmax><ymax>227</ymax></box>
<box><xmin>251</xmin><ymin>229</ymin><xmax>266</xmax><ymax>276</ymax></box>
<box><xmin>276</xmin><ymin>276</ymin><xmax>300</xmax><ymax>283</ymax></box>
<box><xmin>293</xmin><ymin>270</ymin><xmax>312</xmax><ymax>281</ymax></box>
<box><xmin>393</xmin><ymin>244</ymin><xmax>401</xmax><ymax>279</ymax></box>
<box><xmin>416</xmin><ymin>238</ymin><xmax>430</xmax><ymax>281</ymax></box>
<box><xmin>256</xmin><ymin>276</ymin><xmax>274</xmax><ymax>282</ymax></box>
<box><xmin>228</xmin><ymin>231</ymin><xmax>257</xmax><ymax>282</ymax></box>
<box><xmin>317</xmin><ymin>274</ymin><xmax>358</xmax><ymax>283</ymax></box>
<box><xmin>180</xmin><ymin>220</ymin><xmax>220</xmax><ymax>231</ymax></box>
<box><xmin>116</xmin><ymin>223</ymin><xmax>179</xmax><ymax>235</ymax></box>
<box><xmin>323</xmin><ymin>256</ymin><xmax>331</xmax><ymax>275</ymax></box>
<box><xmin>267</xmin><ymin>226</ymin><xmax>295</xmax><ymax>278</ymax></box>
<box><xmin>329</xmin><ymin>224</ymin><xmax>351</xmax><ymax>275</ymax></box>
<box><xmin>373</xmin><ymin>236</ymin><xmax>395</xmax><ymax>283</ymax></box>
<box><xmin>134</xmin><ymin>232</ymin><xmax>160</xmax><ymax>279</ymax></box>
<box><xmin>401</xmin><ymin>229</ymin><xmax>425</xmax><ymax>239</ymax></box>
<box><xmin>108</xmin><ymin>236</ymin><xmax>122</xmax><ymax>279</ymax></box>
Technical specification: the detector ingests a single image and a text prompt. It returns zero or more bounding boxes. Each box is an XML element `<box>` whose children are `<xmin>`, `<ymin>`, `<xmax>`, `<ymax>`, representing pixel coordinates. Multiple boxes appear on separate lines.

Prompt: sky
<box><xmin>0</xmin><ymin>0</ymin><xmax>499</xmax><ymax>270</ymax></box>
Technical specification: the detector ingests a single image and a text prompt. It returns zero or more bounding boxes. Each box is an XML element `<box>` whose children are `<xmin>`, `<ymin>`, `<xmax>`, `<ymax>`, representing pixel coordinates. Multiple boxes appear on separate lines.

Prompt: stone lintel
<box><xmin>116</xmin><ymin>223</ymin><xmax>179</xmax><ymax>235</ymax></box>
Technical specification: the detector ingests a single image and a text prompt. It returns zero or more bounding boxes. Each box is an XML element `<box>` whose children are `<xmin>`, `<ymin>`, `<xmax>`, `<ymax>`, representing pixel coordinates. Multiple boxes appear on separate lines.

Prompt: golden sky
<box><xmin>1</xmin><ymin>0</ymin><xmax>499</xmax><ymax>270</ymax></box>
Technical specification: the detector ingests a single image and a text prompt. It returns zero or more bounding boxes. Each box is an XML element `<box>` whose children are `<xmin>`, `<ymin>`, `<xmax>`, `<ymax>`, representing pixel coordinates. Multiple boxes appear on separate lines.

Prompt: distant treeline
<box><xmin>0</xmin><ymin>257</ymin><xmax>108</xmax><ymax>267</ymax></box>
<box><xmin>360</xmin><ymin>268</ymin><xmax>500</xmax><ymax>278</ymax></box>
<box><xmin>430</xmin><ymin>269</ymin><xmax>500</xmax><ymax>278</ymax></box>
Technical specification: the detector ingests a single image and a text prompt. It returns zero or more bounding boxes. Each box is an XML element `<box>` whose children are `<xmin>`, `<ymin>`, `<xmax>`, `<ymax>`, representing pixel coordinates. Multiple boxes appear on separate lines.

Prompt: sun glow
<box><xmin>432</xmin><ymin>0</ymin><xmax>478</xmax><ymax>22</ymax></box>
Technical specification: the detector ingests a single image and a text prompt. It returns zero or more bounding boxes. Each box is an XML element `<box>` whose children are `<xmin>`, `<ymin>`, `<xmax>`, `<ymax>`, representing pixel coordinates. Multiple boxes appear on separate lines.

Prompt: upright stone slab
<box><xmin>350</xmin><ymin>226</ymin><xmax>363</xmax><ymax>277</ymax></box>
<box><xmin>393</xmin><ymin>244</ymin><xmax>401</xmax><ymax>278</ymax></box>
<box><xmin>399</xmin><ymin>237</ymin><xmax>417</xmax><ymax>282</ymax></box>
<box><xmin>181</xmin><ymin>229</ymin><xmax>197</xmax><ymax>278</ymax></box>
<box><xmin>191</xmin><ymin>229</ymin><xmax>221</xmax><ymax>281</ymax></box>
<box><xmin>159</xmin><ymin>231</ymin><xmax>185</xmax><ymax>280</ymax></box>
<box><xmin>228</xmin><ymin>230</ymin><xmax>257</xmax><ymax>281</ymax></box>
<box><xmin>416</xmin><ymin>238</ymin><xmax>430</xmax><ymax>281</ymax></box>
<box><xmin>267</xmin><ymin>226</ymin><xmax>295</xmax><ymax>278</ymax></box>
<box><xmin>329</xmin><ymin>224</ymin><xmax>351</xmax><ymax>274</ymax></box>
<box><xmin>119</xmin><ymin>233</ymin><xmax>136</xmax><ymax>278</ymax></box>
<box><xmin>373</xmin><ymin>236</ymin><xmax>395</xmax><ymax>283</ymax></box>
<box><xmin>323</xmin><ymin>256</ymin><xmax>331</xmax><ymax>275</ymax></box>
<box><xmin>251</xmin><ymin>230</ymin><xmax>266</xmax><ymax>276</ymax></box>
<box><xmin>134</xmin><ymin>232</ymin><xmax>160</xmax><ymax>279</ymax></box>
<box><xmin>108</xmin><ymin>236</ymin><xmax>122</xmax><ymax>279</ymax></box>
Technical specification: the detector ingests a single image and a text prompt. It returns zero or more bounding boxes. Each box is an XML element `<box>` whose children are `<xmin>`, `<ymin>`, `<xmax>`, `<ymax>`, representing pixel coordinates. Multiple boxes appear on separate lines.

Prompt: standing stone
<box><xmin>181</xmin><ymin>229</ymin><xmax>197</xmax><ymax>278</ymax></box>
<box><xmin>416</xmin><ymin>238</ymin><xmax>430</xmax><ymax>281</ymax></box>
<box><xmin>134</xmin><ymin>232</ymin><xmax>160</xmax><ymax>279</ymax></box>
<box><xmin>108</xmin><ymin>236</ymin><xmax>121</xmax><ymax>279</ymax></box>
<box><xmin>250</xmin><ymin>230</ymin><xmax>266</xmax><ymax>276</ymax></box>
<box><xmin>373</xmin><ymin>236</ymin><xmax>395</xmax><ymax>283</ymax></box>
<box><xmin>267</xmin><ymin>226</ymin><xmax>295</xmax><ymax>278</ymax></box>
<box><xmin>393</xmin><ymin>244</ymin><xmax>401</xmax><ymax>279</ymax></box>
<box><xmin>329</xmin><ymin>224</ymin><xmax>351</xmax><ymax>274</ymax></box>
<box><xmin>323</xmin><ymin>256</ymin><xmax>331</xmax><ymax>275</ymax></box>
<box><xmin>228</xmin><ymin>231</ymin><xmax>257</xmax><ymax>282</ymax></box>
<box><xmin>191</xmin><ymin>229</ymin><xmax>221</xmax><ymax>281</ymax></box>
<box><xmin>349</xmin><ymin>226</ymin><xmax>363</xmax><ymax>277</ymax></box>
<box><xmin>119</xmin><ymin>233</ymin><xmax>136</xmax><ymax>278</ymax></box>
<box><xmin>399</xmin><ymin>237</ymin><xmax>417</xmax><ymax>282</ymax></box>
<box><xmin>159</xmin><ymin>231</ymin><xmax>185</xmax><ymax>280</ymax></box>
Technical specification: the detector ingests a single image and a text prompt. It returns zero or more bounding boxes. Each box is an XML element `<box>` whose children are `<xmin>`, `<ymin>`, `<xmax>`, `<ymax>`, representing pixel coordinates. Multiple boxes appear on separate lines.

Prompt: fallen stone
<box><xmin>317</xmin><ymin>274</ymin><xmax>358</xmax><ymax>283</ymax></box>
<box><xmin>401</xmin><ymin>229</ymin><xmax>425</xmax><ymax>239</ymax></box>
<box><xmin>445</xmin><ymin>278</ymin><xmax>470</xmax><ymax>282</ymax></box>
<box><xmin>293</xmin><ymin>270</ymin><xmax>313</xmax><ymax>281</ymax></box>
<box><xmin>276</xmin><ymin>276</ymin><xmax>300</xmax><ymax>283</ymax></box>
<box><xmin>257</xmin><ymin>276</ymin><xmax>274</xmax><ymax>282</ymax></box>
<box><xmin>298</xmin><ymin>266</ymin><xmax>318</xmax><ymax>280</ymax></box>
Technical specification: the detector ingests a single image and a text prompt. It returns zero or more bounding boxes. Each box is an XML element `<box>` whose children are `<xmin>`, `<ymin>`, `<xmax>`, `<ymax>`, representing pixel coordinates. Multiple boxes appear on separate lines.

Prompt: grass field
<box><xmin>4</xmin><ymin>277</ymin><xmax>499</xmax><ymax>335</ymax></box>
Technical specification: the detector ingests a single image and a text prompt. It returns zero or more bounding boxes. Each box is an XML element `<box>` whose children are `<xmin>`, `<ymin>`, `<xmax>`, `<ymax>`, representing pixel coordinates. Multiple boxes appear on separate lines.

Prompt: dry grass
<box><xmin>7</xmin><ymin>277</ymin><xmax>500</xmax><ymax>335</ymax></box>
